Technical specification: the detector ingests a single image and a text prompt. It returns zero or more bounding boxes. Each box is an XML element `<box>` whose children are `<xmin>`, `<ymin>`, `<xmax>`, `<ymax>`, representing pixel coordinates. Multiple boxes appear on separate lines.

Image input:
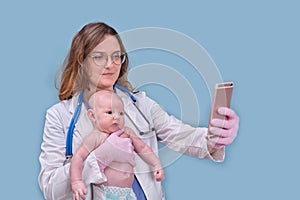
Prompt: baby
<box><xmin>70</xmin><ymin>90</ymin><xmax>164</xmax><ymax>200</ymax></box>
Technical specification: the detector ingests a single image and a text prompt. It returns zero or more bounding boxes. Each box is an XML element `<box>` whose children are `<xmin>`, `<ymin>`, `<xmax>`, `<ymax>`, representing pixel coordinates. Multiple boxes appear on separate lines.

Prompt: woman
<box><xmin>38</xmin><ymin>22</ymin><xmax>239</xmax><ymax>200</ymax></box>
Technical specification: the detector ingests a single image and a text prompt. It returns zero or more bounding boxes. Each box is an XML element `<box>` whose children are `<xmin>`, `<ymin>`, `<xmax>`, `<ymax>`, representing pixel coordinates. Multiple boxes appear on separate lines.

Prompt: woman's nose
<box><xmin>104</xmin><ymin>56</ymin><xmax>114</xmax><ymax>68</ymax></box>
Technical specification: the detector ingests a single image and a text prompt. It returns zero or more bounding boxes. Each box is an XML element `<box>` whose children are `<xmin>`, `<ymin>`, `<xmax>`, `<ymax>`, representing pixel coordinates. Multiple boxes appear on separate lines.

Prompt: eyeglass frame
<box><xmin>87</xmin><ymin>51</ymin><xmax>127</xmax><ymax>67</ymax></box>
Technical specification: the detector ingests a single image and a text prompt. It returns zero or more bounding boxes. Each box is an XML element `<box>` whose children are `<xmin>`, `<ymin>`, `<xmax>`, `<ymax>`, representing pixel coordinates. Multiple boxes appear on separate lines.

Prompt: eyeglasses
<box><xmin>88</xmin><ymin>51</ymin><xmax>126</xmax><ymax>67</ymax></box>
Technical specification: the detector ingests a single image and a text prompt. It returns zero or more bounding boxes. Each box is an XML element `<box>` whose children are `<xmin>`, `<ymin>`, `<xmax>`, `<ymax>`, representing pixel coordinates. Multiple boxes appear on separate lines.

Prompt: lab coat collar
<box><xmin>68</xmin><ymin>93</ymin><xmax>80</xmax><ymax>114</ymax></box>
<box><xmin>114</xmin><ymin>88</ymin><xmax>132</xmax><ymax>106</ymax></box>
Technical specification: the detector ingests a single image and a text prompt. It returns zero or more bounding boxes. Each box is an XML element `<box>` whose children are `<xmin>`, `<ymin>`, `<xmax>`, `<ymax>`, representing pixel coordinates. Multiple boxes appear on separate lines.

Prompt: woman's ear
<box><xmin>87</xmin><ymin>109</ymin><xmax>96</xmax><ymax>123</ymax></box>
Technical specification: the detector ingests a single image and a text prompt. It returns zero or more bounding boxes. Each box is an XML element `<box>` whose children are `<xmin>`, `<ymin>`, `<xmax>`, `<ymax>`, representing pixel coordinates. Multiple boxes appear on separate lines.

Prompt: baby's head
<box><xmin>87</xmin><ymin>90</ymin><xmax>125</xmax><ymax>133</ymax></box>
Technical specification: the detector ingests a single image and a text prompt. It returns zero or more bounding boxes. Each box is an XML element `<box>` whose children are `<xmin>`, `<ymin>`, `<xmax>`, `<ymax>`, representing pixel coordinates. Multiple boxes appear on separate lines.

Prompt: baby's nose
<box><xmin>113</xmin><ymin>113</ymin><xmax>120</xmax><ymax>119</ymax></box>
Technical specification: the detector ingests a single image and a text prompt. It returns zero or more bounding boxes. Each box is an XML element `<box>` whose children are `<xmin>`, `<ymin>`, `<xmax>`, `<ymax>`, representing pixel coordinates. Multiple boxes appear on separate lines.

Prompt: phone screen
<box><xmin>208</xmin><ymin>82</ymin><xmax>234</xmax><ymax>137</ymax></box>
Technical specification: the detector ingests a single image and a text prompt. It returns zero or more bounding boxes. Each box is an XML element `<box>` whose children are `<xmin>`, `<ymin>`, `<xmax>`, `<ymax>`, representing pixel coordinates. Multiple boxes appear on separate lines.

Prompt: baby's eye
<box><xmin>105</xmin><ymin>111</ymin><xmax>113</xmax><ymax>115</ymax></box>
<box><xmin>119</xmin><ymin>112</ymin><xmax>124</xmax><ymax>116</ymax></box>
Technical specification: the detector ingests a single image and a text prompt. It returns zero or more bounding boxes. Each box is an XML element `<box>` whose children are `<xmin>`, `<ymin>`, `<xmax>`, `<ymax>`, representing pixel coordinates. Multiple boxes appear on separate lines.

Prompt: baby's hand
<box><xmin>153</xmin><ymin>165</ymin><xmax>165</xmax><ymax>182</ymax></box>
<box><xmin>123</xmin><ymin>127</ymin><xmax>135</xmax><ymax>137</ymax></box>
<box><xmin>71</xmin><ymin>180</ymin><xmax>87</xmax><ymax>200</ymax></box>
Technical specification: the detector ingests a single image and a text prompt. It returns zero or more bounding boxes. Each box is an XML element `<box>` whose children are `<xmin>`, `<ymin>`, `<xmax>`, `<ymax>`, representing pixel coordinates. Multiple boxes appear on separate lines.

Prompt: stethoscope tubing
<box><xmin>64</xmin><ymin>91</ymin><xmax>83</xmax><ymax>164</ymax></box>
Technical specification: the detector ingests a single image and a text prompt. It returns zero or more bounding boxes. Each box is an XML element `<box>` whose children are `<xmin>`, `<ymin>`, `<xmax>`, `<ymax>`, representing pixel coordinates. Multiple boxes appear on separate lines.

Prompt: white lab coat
<box><xmin>38</xmin><ymin>88</ymin><xmax>224</xmax><ymax>200</ymax></box>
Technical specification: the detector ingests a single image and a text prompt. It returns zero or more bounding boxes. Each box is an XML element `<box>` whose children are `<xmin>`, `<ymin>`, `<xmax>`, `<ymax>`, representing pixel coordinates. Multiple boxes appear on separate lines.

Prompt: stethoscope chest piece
<box><xmin>139</xmin><ymin>128</ymin><xmax>155</xmax><ymax>136</ymax></box>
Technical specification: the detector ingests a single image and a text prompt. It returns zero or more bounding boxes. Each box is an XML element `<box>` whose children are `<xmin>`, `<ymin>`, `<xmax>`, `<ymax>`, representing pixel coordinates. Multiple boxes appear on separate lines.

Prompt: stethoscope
<box><xmin>64</xmin><ymin>84</ymin><xmax>155</xmax><ymax>165</ymax></box>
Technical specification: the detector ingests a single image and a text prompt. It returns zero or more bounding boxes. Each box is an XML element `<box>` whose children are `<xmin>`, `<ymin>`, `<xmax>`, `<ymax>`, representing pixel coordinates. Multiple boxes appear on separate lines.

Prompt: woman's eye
<box><xmin>94</xmin><ymin>55</ymin><xmax>104</xmax><ymax>60</ymax></box>
<box><xmin>112</xmin><ymin>54</ymin><xmax>121</xmax><ymax>60</ymax></box>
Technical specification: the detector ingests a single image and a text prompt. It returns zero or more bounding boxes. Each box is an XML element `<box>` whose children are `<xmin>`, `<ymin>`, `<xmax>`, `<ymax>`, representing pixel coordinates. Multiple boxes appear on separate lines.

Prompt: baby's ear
<box><xmin>87</xmin><ymin>109</ymin><xmax>96</xmax><ymax>122</ymax></box>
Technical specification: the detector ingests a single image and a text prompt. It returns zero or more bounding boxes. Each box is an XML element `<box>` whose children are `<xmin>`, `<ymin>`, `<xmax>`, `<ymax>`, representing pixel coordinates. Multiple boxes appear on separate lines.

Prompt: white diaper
<box><xmin>93</xmin><ymin>185</ymin><xmax>137</xmax><ymax>200</ymax></box>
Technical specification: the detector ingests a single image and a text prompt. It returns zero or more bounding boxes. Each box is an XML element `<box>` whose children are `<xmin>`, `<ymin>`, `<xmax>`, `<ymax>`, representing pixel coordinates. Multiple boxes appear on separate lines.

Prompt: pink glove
<box><xmin>94</xmin><ymin>130</ymin><xmax>135</xmax><ymax>170</ymax></box>
<box><xmin>208</xmin><ymin>107</ymin><xmax>239</xmax><ymax>149</ymax></box>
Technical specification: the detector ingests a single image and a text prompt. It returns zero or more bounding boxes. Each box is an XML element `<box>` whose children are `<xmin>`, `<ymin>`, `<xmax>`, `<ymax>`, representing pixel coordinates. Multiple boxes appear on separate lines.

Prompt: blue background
<box><xmin>0</xmin><ymin>0</ymin><xmax>299</xmax><ymax>199</ymax></box>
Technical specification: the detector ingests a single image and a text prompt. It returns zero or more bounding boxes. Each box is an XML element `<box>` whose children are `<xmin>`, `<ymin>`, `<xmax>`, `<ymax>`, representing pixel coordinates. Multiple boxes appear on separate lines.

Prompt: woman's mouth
<box><xmin>102</xmin><ymin>72</ymin><xmax>114</xmax><ymax>76</ymax></box>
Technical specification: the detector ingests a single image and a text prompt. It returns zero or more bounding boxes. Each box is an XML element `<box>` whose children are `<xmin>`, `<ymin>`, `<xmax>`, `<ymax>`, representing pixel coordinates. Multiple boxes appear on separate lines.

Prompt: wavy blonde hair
<box><xmin>56</xmin><ymin>22</ymin><xmax>133</xmax><ymax>100</ymax></box>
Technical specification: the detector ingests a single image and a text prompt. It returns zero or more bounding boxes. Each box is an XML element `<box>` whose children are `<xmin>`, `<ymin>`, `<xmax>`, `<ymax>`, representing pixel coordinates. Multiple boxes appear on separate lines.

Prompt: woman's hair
<box><xmin>56</xmin><ymin>22</ymin><xmax>133</xmax><ymax>101</ymax></box>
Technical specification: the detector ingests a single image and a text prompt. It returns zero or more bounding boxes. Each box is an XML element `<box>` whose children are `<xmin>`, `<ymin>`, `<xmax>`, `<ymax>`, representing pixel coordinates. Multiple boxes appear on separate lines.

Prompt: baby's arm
<box><xmin>70</xmin><ymin>144</ymin><xmax>90</xmax><ymax>200</ymax></box>
<box><xmin>124</xmin><ymin>127</ymin><xmax>165</xmax><ymax>182</ymax></box>
<box><xmin>70</xmin><ymin>130</ymin><xmax>107</xmax><ymax>200</ymax></box>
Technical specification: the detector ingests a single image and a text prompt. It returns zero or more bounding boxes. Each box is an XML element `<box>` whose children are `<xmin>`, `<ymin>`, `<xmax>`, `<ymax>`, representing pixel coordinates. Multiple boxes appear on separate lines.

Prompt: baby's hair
<box><xmin>88</xmin><ymin>90</ymin><xmax>124</xmax><ymax>110</ymax></box>
<box><xmin>88</xmin><ymin>94</ymin><xmax>96</xmax><ymax>109</ymax></box>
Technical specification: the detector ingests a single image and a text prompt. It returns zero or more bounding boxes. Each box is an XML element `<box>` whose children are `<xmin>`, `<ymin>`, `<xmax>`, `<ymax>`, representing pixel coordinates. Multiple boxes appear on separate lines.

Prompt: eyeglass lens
<box><xmin>91</xmin><ymin>52</ymin><xmax>126</xmax><ymax>67</ymax></box>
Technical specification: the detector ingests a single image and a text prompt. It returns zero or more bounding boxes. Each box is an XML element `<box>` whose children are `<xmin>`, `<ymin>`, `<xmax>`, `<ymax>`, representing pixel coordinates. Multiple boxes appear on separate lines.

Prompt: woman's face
<box><xmin>84</xmin><ymin>34</ymin><xmax>122</xmax><ymax>91</ymax></box>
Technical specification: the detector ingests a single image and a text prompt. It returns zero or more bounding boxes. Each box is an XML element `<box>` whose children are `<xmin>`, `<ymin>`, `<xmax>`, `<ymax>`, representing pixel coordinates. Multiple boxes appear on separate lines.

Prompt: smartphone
<box><xmin>208</xmin><ymin>82</ymin><xmax>234</xmax><ymax>138</ymax></box>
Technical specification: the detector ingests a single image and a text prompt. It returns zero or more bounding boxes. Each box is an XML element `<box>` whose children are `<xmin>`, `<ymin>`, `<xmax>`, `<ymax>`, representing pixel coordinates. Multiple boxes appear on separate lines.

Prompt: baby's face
<box><xmin>93</xmin><ymin>92</ymin><xmax>125</xmax><ymax>133</ymax></box>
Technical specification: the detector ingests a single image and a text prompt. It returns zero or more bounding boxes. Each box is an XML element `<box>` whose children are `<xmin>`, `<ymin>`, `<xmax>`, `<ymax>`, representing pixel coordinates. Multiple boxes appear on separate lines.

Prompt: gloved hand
<box><xmin>208</xmin><ymin>107</ymin><xmax>239</xmax><ymax>149</ymax></box>
<box><xmin>94</xmin><ymin>130</ymin><xmax>135</xmax><ymax>170</ymax></box>
<box><xmin>71</xmin><ymin>180</ymin><xmax>87</xmax><ymax>200</ymax></box>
